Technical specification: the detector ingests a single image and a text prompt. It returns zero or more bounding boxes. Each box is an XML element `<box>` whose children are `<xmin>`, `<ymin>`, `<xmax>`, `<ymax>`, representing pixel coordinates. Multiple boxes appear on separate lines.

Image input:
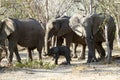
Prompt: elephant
<box><xmin>45</xmin><ymin>16</ymin><xmax>71</xmax><ymax>54</ymax></box>
<box><xmin>71</xmin><ymin>32</ymin><xmax>86</xmax><ymax>59</ymax></box>
<box><xmin>61</xmin><ymin>30</ymin><xmax>86</xmax><ymax>59</ymax></box>
<box><xmin>0</xmin><ymin>18</ymin><xmax>45</xmax><ymax>64</ymax></box>
<box><xmin>70</xmin><ymin>13</ymin><xmax>116</xmax><ymax>63</ymax></box>
<box><xmin>45</xmin><ymin>16</ymin><xmax>86</xmax><ymax>60</ymax></box>
<box><xmin>46</xmin><ymin>46</ymin><xmax>71</xmax><ymax>65</ymax></box>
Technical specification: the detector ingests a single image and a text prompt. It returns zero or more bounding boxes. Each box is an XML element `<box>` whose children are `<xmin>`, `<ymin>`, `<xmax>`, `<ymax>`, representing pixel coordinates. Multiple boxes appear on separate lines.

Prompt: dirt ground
<box><xmin>0</xmin><ymin>44</ymin><xmax>120</xmax><ymax>80</ymax></box>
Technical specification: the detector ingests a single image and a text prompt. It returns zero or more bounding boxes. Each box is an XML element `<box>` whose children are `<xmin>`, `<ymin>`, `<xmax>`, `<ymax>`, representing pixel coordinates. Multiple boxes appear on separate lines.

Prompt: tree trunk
<box><xmin>116</xmin><ymin>17</ymin><xmax>120</xmax><ymax>48</ymax></box>
<box><xmin>45</xmin><ymin>31</ymin><xmax>49</xmax><ymax>54</ymax></box>
<box><xmin>89</xmin><ymin>0</ymin><xmax>93</xmax><ymax>14</ymax></box>
<box><xmin>45</xmin><ymin>0</ymin><xmax>49</xmax><ymax>23</ymax></box>
<box><xmin>105</xmin><ymin>25</ymin><xmax>111</xmax><ymax>64</ymax></box>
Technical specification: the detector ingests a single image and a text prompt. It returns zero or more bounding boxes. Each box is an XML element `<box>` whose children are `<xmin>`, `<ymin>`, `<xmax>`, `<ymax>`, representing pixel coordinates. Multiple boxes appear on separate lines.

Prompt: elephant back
<box><xmin>47</xmin><ymin>16</ymin><xmax>72</xmax><ymax>37</ymax></box>
<box><xmin>13</xmin><ymin>18</ymin><xmax>44</xmax><ymax>35</ymax></box>
<box><xmin>56</xmin><ymin>17</ymin><xmax>72</xmax><ymax>37</ymax></box>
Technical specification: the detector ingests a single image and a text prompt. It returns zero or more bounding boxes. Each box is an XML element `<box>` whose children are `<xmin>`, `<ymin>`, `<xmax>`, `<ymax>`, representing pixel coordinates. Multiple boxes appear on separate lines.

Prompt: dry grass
<box><xmin>0</xmin><ymin>42</ymin><xmax>120</xmax><ymax>80</ymax></box>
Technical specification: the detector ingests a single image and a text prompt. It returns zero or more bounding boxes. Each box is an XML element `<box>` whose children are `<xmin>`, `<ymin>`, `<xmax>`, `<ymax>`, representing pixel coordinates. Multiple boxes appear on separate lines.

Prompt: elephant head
<box><xmin>0</xmin><ymin>18</ymin><xmax>15</xmax><ymax>61</ymax></box>
<box><xmin>0</xmin><ymin>18</ymin><xmax>15</xmax><ymax>45</ymax></box>
<box><xmin>44</xmin><ymin>16</ymin><xmax>71</xmax><ymax>54</ymax></box>
<box><xmin>69</xmin><ymin>14</ymin><xmax>86</xmax><ymax>37</ymax></box>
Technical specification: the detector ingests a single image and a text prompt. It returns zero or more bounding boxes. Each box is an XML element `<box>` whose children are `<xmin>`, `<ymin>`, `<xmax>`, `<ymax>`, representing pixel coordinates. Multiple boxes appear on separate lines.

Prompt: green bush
<box><xmin>15</xmin><ymin>60</ymin><xmax>56</xmax><ymax>69</ymax></box>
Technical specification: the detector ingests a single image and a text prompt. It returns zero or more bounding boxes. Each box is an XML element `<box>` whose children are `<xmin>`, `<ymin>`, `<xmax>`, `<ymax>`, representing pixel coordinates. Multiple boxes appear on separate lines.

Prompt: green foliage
<box><xmin>15</xmin><ymin>60</ymin><xmax>56</xmax><ymax>69</ymax></box>
<box><xmin>0</xmin><ymin>0</ymin><xmax>28</xmax><ymax>19</ymax></box>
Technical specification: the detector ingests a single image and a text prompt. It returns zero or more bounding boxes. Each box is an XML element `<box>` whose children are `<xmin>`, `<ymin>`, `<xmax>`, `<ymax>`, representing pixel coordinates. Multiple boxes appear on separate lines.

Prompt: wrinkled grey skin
<box><xmin>84</xmin><ymin>13</ymin><xmax>116</xmax><ymax>63</ymax></box>
<box><xmin>0</xmin><ymin>18</ymin><xmax>45</xmax><ymax>63</ymax></box>
<box><xmin>47</xmin><ymin>46</ymin><xmax>71</xmax><ymax>65</ymax></box>
<box><xmin>70</xmin><ymin>14</ymin><xmax>105</xmax><ymax>60</ymax></box>
<box><xmin>45</xmin><ymin>16</ymin><xmax>86</xmax><ymax>59</ymax></box>
<box><xmin>71</xmin><ymin>32</ymin><xmax>86</xmax><ymax>59</ymax></box>
<box><xmin>45</xmin><ymin>16</ymin><xmax>71</xmax><ymax>54</ymax></box>
<box><xmin>70</xmin><ymin>13</ymin><xmax>116</xmax><ymax>63</ymax></box>
<box><xmin>61</xmin><ymin>31</ymin><xmax>86</xmax><ymax>59</ymax></box>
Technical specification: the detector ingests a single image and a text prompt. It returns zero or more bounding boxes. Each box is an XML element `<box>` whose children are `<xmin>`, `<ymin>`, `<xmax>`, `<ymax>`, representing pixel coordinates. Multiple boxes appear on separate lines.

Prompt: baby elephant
<box><xmin>47</xmin><ymin>46</ymin><xmax>71</xmax><ymax>65</ymax></box>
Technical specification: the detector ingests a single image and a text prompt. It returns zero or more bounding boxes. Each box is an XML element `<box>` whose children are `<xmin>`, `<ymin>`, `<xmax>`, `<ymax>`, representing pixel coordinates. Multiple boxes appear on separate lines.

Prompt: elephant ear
<box><xmin>92</xmin><ymin>14</ymin><xmax>102</xmax><ymax>35</ymax></box>
<box><xmin>54</xmin><ymin>18</ymin><xmax>71</xmax><ymax>37</ymax></box>
<box><xmin>3</xmin><ymin>18</ymin><xmax>15</xmax><ymax>36</ymax></box>
<box><xmin>69</xmin><ymin>15</ymin><xmax>85</xmax><ymax>37</ymax></box>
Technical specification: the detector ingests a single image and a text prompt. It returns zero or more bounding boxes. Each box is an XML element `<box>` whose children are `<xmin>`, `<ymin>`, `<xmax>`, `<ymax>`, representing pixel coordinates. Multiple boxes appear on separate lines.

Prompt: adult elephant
<box><xmin>61</xmin><ymin>31</ymin><xmax>86</xmax><ymax>59</ymax></box>
<box><xmin>45</xmin><ymin>16</ymin><xmax>86</xmax><ymax>59</ymax></box>
<box><xmin>0</xmin><ymin>18</ymin><xmax>45</xmax><ymax>64</ymax></box>
<box><xmin>70</xmin><ymin>13</ymin><xmax>116</xmax><ymax>63</ymax></box>
<box><xmin>45</xmin><ymin>16</ymin><xmax>71</xmax><ymax>54</ymax></box>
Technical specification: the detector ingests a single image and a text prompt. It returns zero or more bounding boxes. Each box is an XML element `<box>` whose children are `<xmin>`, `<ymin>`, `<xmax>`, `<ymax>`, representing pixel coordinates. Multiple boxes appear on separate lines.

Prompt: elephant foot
<box><xmin>97</xmin><ymin>57</ymin><xmax>105</xmax><ymax>62</ymax></box>
<box><xmin>43</xmin><ymin>53</ymin><xmax>47</xmax><ymax>56</ymax></box>
<box><xmin>17</xmin><ymin>59</ymin><xmax>22</xmax><ymax>63</ymax></box>
<box><xmin>87</xmin><ymin>58</ymin><xmax>98</xmax><ymax>63</ymax></box>
<box><xmin>87</xmin><ymin>59</ymin><xmax>92</xmax><ymax>63</ymax></box>
<box><xmin>72</xmin><ymin>55</ymin><xmax>78</xmax><ymax>58</ymax></box>
<box><xmin>60</xmin><ymin>61</ymin><xmax>71</xmax><ymax>65</ymax></box>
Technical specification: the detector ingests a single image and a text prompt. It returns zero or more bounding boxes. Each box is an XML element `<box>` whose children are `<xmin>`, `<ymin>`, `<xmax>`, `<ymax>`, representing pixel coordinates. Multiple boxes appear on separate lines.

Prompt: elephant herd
<box><xmin>0</xmin><ymin>13</ymin><xmax>116</xmax><ymax>65</ymax></box>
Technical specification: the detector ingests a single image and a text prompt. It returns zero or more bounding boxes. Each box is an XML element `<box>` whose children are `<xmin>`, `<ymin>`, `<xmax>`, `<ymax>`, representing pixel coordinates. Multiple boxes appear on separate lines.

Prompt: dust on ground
<box><xmin>0</xmin><ymin>44</ymin><xmax>120</xmax><ymax>80</ymax></box>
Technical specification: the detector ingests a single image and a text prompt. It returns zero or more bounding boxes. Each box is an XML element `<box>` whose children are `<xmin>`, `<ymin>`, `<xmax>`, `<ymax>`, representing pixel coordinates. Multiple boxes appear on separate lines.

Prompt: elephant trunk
<box><xmin>45</xmin><ymin>29</ymin><xmax>55</xmax><ymax>55</ymax></box>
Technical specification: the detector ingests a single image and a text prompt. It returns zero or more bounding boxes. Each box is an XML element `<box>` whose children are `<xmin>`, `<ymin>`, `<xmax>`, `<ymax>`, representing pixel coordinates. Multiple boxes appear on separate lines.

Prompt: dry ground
<box><xmin>0</xmin><ymin>43</ymin><xmax>120</xmax><ymax>80</ymax></box>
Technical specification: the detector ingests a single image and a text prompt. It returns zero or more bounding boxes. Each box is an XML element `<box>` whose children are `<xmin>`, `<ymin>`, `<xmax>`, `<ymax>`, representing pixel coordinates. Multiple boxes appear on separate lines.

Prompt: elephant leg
<box><xmin>27</xmin><ymin>48</ymin><xmax>33</xmax><ymax>61</ymax></box>
<box><xmin>95</xmin><ymin>42</ymin><xmax>105</xmax><ymax>60</ymax></box>
<box><xmin>14</xmin><ymin>45</ymin><xmax>21</xmax><ymax>63</ymax></box>
<box><xmin>106</xmin><ymin>40</ymin><xmax>114</xmax><ymax>63</ymax></box>
<box><xmin>65</xmin><ymin>56</ymin><xmax>71</xmax><ymax>64</ymax></box>
<box><xmin>37</xmin><ymin>44</ymin><xmax>43</xmax><ymax>60</ymax></box>
<box><xmin>8</xmin><ymin>40</ymin><xmax>15</xmax><ymax>63</ymax></box>
<box><xmin>62</xmin><ymin>33</ymin><xmax>72</xmax><ymax>58</ymax></box>
<box><xmin>55</xmin><ymin>56</ymin><xmax>59</xmax><ymax>65</ymax></box>
<box><xmin>78</xmin><ymin>44</ymin><xmax>86</xmax><ymax>60</ymax></box>
<box><xmin>8</xmin><ymin>40</ymin><xmax>21</xmax><ymax>63</ymax></box>
<box><xmin>66</xmin><ymin>39</ymin><xmax>71</xmax><ymax>47</ymax></box>
<box><xmin>57</xmin><ymin>37</ymin><xmax>63</xmax><ymax>46</ymax></box>
<box><xmin>64</xmin><ymin>51</ymin><xmax>71</xmax><ymax>64</ymax></box>
<box><xmin>65</xmin><ymin>37</ymin><xmax>72</xmax><ymax>58</ymax></box>
<box><xmin>72</xmin><ymin>43</ymin><xmax>78</xmax><ymax>58</ymax></box>
<box><xmin>86</xmin><ymin>39</ymin><xmax>97</xmax><ymax>63</ymax></box>
<box><xmin>8</xmin><ymin>49</ymin><xmax>13</xmax><ymax>64</ymax></box>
